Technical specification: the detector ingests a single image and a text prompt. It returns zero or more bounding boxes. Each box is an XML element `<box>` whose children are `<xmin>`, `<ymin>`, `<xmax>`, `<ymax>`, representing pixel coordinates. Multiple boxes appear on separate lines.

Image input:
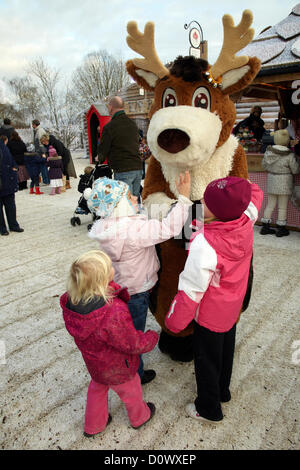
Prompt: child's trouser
<box><xmin>40</xmin><ymin>164</ymin><xmax>50</xmax><ymax>184</ymax></box>
<box><xmin>263</xmin><ymin>193</ymin><xmax>289</xmax><ymax>223</ymax></box>
<box><xmin>127</xmin><ymin>290</ymin><xmax>150</xmax><ymax>378</ymax></box>
<box><xmin>84</xmin><ymin>373</ymin><xmax>150</xmax><ymax>435</ymax></box>
<box><xmin>30</xmin><ymin>175</ymin><xmax>40</xmax><ymax>188</ymax></box>
<box><xmin>193</xmin><ymin>322</ymin><xmax>236</xmax><ymax>421</ymax></box>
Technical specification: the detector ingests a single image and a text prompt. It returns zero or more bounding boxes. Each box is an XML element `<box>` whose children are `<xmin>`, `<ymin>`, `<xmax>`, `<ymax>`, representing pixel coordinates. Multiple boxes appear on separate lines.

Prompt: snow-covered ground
<box><xmin>0</xmin><ymin>153</ymin><xmax>299</xmax><ymax>450</ymax></box>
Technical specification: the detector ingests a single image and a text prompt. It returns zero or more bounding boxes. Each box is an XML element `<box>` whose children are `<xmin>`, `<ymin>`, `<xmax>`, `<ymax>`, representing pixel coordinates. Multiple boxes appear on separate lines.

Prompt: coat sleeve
<box><xmin>289</xmin><ymin>153</ymin><xmax>300</xmax><ymax>175</ymax></box>
<box><xmin>165</xmin><ymin>233</ymin><xmax>217</xmax><ymax>333</ymax></box>
<box><xmin>244</xmin><ymin>182</ymin><xmax>263</xmax><ymax>222</ymax></box>
<box><xmin>101</xmin><ymin>304</ymin><xmax>159</xmax><ymax>355</ymax></box>
<box><xmin>97</xmin><ymin>125</ymin><xmax>111</xmax><ymax>164</ymax></box>
<box><xmin>129</xmin><ymin>196</ymin><xmax>192</xmax><ymax>248</ymax></box>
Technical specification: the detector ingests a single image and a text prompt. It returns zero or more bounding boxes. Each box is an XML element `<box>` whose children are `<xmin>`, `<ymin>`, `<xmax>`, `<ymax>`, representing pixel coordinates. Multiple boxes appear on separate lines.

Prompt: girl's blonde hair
<box><xmin>40</xmin><ymin>133</ymin><xmax>50</xmax><ymax>143</ymax></box>
<box><xmin>67</xmin><ymin>250</ymin><xmax>113</xmax><ymax>305</ymax></box>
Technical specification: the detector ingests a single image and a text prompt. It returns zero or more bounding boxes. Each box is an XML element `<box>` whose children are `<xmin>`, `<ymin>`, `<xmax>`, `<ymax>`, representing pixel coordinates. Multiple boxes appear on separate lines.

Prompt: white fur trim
<box><xmin>221</xmin><ymin>65</ymin><xmax>250</xmax><ymax>92</ymax></box>
<box><xmin>136</xmin><ymin>69</ymin><xmax>159</xmax><ymax>88</ymax></box>
<box><xmin>147</xmin><ymin>106</ymin><xmax>222</xmax><ymax>172</ymax></box>
<box><xmin>143</xmin><ymin>192</ymin><xmax>177</xmax><ymax>220</ymax></box>
<box><xmin>273</xmin><ymin>145</ymin><xmax>289</xmax><ymax>151</ymax></box>
<box><xmin>159</xmin><ymin>135</ymin><xmax>238</xmax><ymax>201</ymax></box>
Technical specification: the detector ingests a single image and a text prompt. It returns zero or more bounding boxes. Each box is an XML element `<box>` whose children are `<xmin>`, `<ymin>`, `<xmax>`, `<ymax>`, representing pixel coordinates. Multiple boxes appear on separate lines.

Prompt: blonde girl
<box><xmin>60</xmin><ymin>250</ymin><xmax>158</xmax><ymax>436</ymax></box>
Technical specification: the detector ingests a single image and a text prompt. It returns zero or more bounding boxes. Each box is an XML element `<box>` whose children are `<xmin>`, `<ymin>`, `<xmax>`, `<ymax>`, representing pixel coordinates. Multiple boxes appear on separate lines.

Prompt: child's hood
<box><xmin>60</xmin><ymin>281</ymin><xmax>130</xmax><ymax>341</ymax></box>
<box><xmin>203</xmin><ymin>215</ymin><xmax>253</xmax><ymax>262</ymax></box>
<box><xmin>263</xmin><ymin>145</ymin><xmax>292</xmax><ymax>167</ymax></box>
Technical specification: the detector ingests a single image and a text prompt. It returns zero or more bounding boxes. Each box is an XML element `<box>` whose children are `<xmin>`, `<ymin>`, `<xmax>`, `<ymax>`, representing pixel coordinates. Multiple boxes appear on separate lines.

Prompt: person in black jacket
<box><xmin>7</xmin><ymin>131</ymin><xmax>28</xmax><ymax>190</ymax></box>
<box><xmin>0</xmin><ymin>139</ymin><xmax>24</xmax><ymax>235</ymax></box>
<box><xmin>97</xmin><ymin>96</ymin><xmax>142</xmax><ymax>196</ymax></box>
<box><xmin>0</xmin><ymin>118</ymin><xmax>15</xmax><ymax>139</ymax></box>
<box><xmin>40</xmin><ymin>133</ymin><xmax>77</xmax><ymax>189</ymax></box>
<box><xmin>233</xmin><ymin>106</ymin><xmax>266</xmax><ymax>141</ymax></box>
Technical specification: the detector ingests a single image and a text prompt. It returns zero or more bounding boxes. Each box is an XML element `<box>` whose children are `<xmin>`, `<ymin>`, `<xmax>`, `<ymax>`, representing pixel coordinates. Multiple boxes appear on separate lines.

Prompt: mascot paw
<box><xmin>158</xmin><ymin>330</ymin><xmax>194</xmax><ymax>362</ymax></box>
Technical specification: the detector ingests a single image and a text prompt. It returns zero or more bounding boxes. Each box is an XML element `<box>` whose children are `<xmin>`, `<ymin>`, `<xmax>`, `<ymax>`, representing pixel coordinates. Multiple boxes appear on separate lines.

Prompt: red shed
<box><xmin>86</xmin><ymin>104</ymin><xmax>111</xmax><ymax>163</ymax></box>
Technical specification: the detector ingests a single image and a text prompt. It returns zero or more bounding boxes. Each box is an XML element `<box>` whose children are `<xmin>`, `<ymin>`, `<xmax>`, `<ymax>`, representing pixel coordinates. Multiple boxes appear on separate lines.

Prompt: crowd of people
<box><xmin>0</xmin><ymin>96</ymin><xmax>299</xmax><ymax>437</ymax></box>
<box><xmin>0</xmin><ymin>118</ymin><xmax>77</xmax><ymax>235</ymax></box>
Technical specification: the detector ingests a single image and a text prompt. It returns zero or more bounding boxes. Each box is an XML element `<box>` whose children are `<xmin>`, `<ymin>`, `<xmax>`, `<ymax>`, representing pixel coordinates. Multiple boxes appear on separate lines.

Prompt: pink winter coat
<box><xmin>60</xmin><ymin>282</ymin><xmax>158</xmax><ymax>385</ymax></box>
<box><xmin>165</xmin><ymin>183</ymin><xmax>263</xmax><ymax>333</ymax></box>
<box><xmin>88</xmin><ymin>196</ymin><xmax>192</xmax><ymax>295</ymax></box>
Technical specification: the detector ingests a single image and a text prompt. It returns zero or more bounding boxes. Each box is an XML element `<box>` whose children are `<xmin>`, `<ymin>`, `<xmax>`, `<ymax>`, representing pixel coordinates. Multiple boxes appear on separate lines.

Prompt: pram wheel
<box><xmin>87</xmin><ymin>223</ymin><xmax>93</xmax><ymax>231</ymax></box>
<box><xmin>70</xmin><ymin>216</ymin><xmax>81</xmax><ymax>226</ymax></box>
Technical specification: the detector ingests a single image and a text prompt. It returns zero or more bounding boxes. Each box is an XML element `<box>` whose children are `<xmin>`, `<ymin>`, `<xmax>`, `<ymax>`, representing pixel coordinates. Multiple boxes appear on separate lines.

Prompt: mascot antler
<box><xmin>126</xmin><ymin>21</ymin><xmax>169</xmax><ymax>79</ymax></box>
<box><xmin>211</xmin><ymin>9</ymin><xmax>254</xmax><ymax>80</ymax></box>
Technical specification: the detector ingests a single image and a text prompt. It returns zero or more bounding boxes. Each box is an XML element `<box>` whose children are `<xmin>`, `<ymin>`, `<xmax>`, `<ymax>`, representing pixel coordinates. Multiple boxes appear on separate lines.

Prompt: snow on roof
<box><xmin>238</xmin><ymin>3</ymin><xmax>300</xmax><ymax>71</ymax></box>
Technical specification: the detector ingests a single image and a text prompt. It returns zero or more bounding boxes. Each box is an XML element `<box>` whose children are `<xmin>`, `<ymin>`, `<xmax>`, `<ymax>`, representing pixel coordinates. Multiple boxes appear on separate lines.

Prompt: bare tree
<box><xmin>72</xmin><ymin>50</ymin><xmax>131</xmax><ymax>108</ymax></box>
<box><xmin>25</xmin><ymin>58</ymin><xmax>81</xmax><ymax>147</ymax></box>
<box><xmin>55</xmin><ymin>86</ymin><xmax>83</xmax><ymax>148</ymax></box>
<box><xmin>0</xmin><ymin>102</ymin><xmax>25</xmax><ymax>127</ymax></box>
<box><xmin>8</xmin><ymin>77</ymin><xmax>43</xmax><ymax>123</ymax></box>
<box><xmin>27</xmin><ymin>58</ymin><xmax>61</xmax><ymax>130</ymax></box>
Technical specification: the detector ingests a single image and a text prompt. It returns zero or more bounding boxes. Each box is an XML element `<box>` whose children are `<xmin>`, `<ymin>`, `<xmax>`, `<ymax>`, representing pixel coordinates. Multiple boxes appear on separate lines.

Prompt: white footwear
<box><xmin>185</xmin><ymin>403</ymin><xmax>222</xmax><ymax>423</ymax></box>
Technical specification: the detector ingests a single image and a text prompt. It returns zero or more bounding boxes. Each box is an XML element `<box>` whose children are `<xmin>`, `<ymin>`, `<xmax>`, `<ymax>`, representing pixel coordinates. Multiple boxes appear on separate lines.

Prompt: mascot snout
<box><xmin>157</xmin><ymin>128</ymin><xmax>190</xmax><ymax>154</ymax></box>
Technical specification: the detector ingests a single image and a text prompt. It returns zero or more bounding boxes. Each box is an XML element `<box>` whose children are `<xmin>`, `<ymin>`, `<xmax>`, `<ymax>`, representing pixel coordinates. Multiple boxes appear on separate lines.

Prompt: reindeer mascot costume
<box><xmin>126</xmin><ymin>10</ymin><xmax>261</xmax><ymax>361</ymax></box>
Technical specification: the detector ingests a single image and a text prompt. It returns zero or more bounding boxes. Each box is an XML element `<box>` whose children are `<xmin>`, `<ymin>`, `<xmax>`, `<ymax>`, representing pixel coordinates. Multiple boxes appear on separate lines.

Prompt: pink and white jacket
<box><xmin>88</xmin><ymin>195</ymin><xmax>192</xmax><ymax>295</ymax></box>
<box><xmin>165</xmin><ymin>183</ymin><xmax>263</xmax><ymax>334</ymax></box>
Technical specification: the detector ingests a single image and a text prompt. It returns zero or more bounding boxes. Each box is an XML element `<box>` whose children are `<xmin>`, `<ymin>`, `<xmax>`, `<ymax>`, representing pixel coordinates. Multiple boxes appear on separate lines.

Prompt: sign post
<box><xmin>184</xmin><ymin>21</ymin><xmax>207</xmax><ymax>60</ymax></box>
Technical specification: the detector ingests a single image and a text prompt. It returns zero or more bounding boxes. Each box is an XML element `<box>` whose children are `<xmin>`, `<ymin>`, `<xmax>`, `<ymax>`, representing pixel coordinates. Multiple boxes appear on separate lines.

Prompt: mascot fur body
<box><xmin>125</xmin><ymin>11</ymin><xmax>261</xmax><ymax>361</ymax></box>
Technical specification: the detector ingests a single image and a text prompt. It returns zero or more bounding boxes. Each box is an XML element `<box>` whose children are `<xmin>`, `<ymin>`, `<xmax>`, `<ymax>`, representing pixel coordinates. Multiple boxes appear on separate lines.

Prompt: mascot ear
<box><xmin>220</xmin><ymin>56</ymin><xmax>261</xmax><ymax>95</ymax></box>
<box><xmin>126</xmin><ymin>60</ymin><xmax>160</xmax><ymax>91</ymax></box>
<box><xmin>126</xmin><ymin>21</ymin><xmax>169</xmax><ymax>91</ymax></box>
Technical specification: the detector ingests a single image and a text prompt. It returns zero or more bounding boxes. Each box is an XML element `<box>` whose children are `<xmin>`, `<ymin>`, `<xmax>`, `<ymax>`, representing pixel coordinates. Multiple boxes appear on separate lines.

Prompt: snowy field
<box><xmin>0</xmin><ymin>152</ymin><xmax>299</xmax><ymax>450</ymax></box>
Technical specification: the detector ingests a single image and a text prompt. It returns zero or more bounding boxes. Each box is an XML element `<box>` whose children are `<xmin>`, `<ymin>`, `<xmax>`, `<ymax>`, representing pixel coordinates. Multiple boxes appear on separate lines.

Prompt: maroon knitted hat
<box><xmin>204</xmin><ymin>176</ymin><xmax>251</xmax><ymax>222</ymax></box>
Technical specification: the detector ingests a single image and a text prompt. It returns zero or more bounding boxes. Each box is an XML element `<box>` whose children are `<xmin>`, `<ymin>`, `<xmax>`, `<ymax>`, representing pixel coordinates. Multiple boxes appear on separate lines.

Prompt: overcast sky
<box><xmin>0</xmin><ymin>0</ymin><xmax>298</xmax><ymax>82</ymax></box>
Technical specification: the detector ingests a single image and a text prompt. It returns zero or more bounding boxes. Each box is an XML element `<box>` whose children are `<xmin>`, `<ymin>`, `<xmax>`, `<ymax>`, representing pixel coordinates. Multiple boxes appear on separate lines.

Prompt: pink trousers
<box><xmin>84</xmin><ymin>373</ymin><xmax>150</xmax><ymax>434</ymax></box>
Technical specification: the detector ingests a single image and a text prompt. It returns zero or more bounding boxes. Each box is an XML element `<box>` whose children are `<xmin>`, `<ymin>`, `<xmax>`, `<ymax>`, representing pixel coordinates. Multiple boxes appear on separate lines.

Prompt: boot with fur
<box><xmin>260</xmin><ymin>222</ymin><xmax>276</xmax><ymax>235</ymax></box>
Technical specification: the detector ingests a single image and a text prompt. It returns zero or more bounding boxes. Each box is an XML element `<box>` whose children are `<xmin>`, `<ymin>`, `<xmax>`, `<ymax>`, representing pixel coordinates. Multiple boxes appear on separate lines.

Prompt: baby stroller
<box><xmin>70</xmin><ymin>163</ymin><xmax>112</xmax><ymax>229</ymax></box>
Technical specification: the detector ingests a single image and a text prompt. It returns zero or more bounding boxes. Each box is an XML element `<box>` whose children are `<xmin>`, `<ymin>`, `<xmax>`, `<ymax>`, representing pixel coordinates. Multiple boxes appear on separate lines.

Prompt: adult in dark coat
<box><xmin>40</xmin><ymin>134</ymin><xmax>77</xmax><ymax>188</ymax></box>
<box><xmin>7</xmin><ymin>131</ymin><xmax>29</xmax><ymax>190</ymax></box>
<box><xmin>0</xmin><ymin>140</ymin><xmax>23</xmax><ymax>235</ymax></box>
<box><xmin>233</xmin><ymin>106</ymin><xmax>266</xmax><ymax>141</ymax></box>
<box><xmin>0</xmin><ymin>118</ymin><xmax>15</xmax><ymax>140</ymax></box>
<box><xmin>97</xmin><ymin>96</ymin><xmax>142</xmax><ymax>196</ymax></box>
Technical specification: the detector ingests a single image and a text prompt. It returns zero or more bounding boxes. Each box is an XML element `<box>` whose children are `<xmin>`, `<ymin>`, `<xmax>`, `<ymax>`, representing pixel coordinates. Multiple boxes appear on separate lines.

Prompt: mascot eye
<box><xmin>162</xmin><ymin>88</ymin><xmax>177</xmax><ymax>107</ymax></box>
<box><xmin>192</xmin><ymin>87</ymin><xmax>210</xmax><ymax>110</ymax></box>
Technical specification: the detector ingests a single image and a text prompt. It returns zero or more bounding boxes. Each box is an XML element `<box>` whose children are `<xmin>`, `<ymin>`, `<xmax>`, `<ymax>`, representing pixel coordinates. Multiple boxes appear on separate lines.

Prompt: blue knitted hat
<box><xmin>87</xmin><ymin>177</ymin><xmax>130</xmax><ymax>218</ymax></box>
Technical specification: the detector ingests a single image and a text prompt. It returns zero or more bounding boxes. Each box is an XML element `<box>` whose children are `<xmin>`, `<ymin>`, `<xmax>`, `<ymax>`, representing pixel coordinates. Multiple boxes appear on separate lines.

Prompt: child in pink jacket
<box><xmin>85</xmin><ymin>172</ymin><xmax>192</xmax><ymax>385</ymax></box>
<box><xmin>61</xmin><ymin>250</ymin><xmax>158</xmax><ymax>436</ymax></box>
<box><xmin>165</xmin><ymin>176</ymin><xmax>263</xmax><ymax>423</ymax></box>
